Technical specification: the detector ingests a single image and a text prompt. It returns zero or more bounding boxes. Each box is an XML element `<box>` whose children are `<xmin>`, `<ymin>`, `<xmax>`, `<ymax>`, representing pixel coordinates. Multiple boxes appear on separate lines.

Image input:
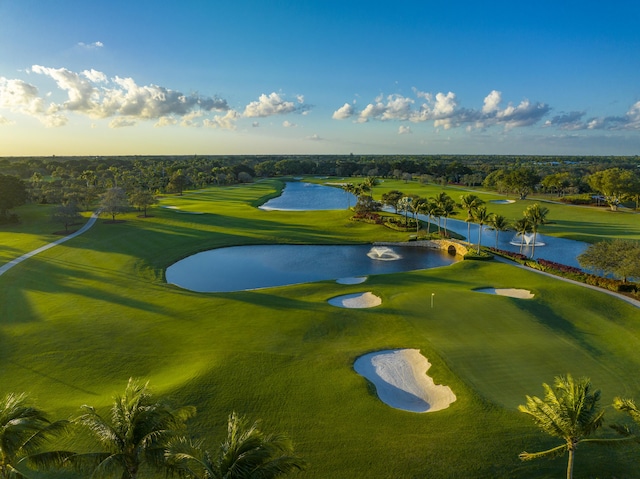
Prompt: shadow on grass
<box><xmin>511</xmin><ymin>295</ymin><xmax>603</xmax><ymax>359</ymax></box>
<box><xmin>6</xmin><ymin>359</ymin><xmax>99</xmax><ymax>395</ymax></box>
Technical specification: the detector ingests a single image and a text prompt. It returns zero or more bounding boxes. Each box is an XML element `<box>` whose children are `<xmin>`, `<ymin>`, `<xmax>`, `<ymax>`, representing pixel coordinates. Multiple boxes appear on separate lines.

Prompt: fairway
<box><xmin>2</xmin><ymin>179</ymin><xmax>640</xmax><ymax>478</ymax></box>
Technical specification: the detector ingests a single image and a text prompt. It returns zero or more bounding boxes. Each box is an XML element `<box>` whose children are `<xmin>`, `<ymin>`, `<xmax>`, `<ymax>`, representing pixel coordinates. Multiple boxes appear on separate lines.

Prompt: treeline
<box><xmin>2</xmin><ymin>154</ymin><xmax>640</xmax><ymax>224</ymax></box>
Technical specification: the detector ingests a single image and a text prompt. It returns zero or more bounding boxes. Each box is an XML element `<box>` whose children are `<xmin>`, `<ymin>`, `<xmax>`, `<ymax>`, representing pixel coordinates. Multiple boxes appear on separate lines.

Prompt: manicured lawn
<box><xmin>325</xmin><ymin>177</ymin><xmax>640</xmax><ymax>243</ymax></box>
<box><xmin>1</xmin><ymin>178</ymin><xmax>640</xmax><ymax>478</ymax></box>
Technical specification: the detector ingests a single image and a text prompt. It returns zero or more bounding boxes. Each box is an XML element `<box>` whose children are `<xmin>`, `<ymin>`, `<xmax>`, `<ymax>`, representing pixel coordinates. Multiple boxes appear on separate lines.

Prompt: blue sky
<box><xmin>1</xmin><ymin>0</ymin><xmax>639</xmax><ymax>156</ymax></box>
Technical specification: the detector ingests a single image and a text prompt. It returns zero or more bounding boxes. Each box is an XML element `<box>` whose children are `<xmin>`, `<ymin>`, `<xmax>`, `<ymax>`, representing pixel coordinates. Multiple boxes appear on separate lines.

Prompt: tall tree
<box><xmin>473</xmin><ymin>206</ymin><xmax>491</xmax><ymax>254</ymax></box>
<box><xmin>100</xmin><ymin>187</ymin><xmax>128</xmax><ymax>222</ymax></box>
<box><xmin>52</xmin><ymin>201</ymin><xmax>82</xmax><ymax>232</ymax></box>
<box><xmin>166</xmin><ymin>412</ymin><xmax>305</xmax><ymax>479</ymax></box>
<box><xmin>505</xmin><ymin>168</ymin><xmax>540</xmax><ymax>200</ymax></box>
<box><xmin>0</xmin><ymin>174</ymin><xmax>28</xmax><ymax>223</ymax></box>
<box><xmin>524</xmin><ymin>203</ymin><xmax>549</xmax><ymax>258</ymax></box>
<box><xmin>519</xmin><ymin>374</ymin><xmax>620</xmax><ymax>479</ymax></box>
<box><xmin>578</xmin><ymin>239</ymin><xmax>640</xmax><ymax>283</ymax></box>
<box><xmin>433</xmin><ymin>192</ymin><xmax>456</xmax><ymax>236</ymax></box>
<box><xmin>381</xmin><ymin>190</ymin><xmax>404</xmax><ymax>214</ymax></box>
<box><xmin>0</xmin><ymin>393</ymin><xmax>71</xmax><ymax>479</ymax></box>
<box><xmin>71</xmin><ymin>378</ymin><xmax>195</xmax><ymax>479</ymax></box>
<box><xmin>129</xmin><ymin>190</ymin><xmax>158</xmax><ymax>217</ymax></box>
<box><xmin>587</xmin><ymin>168</ymin><xmax>635</xmax><ymax>211</ymax></box>
<box><xmin>513</xmin><ymin>217</ymin><xmax>532</xmax><ymax>253</ymax></box>
<box><xmin>459</xmin><ymin>194</ymin><xmax>484</xmax><ymax>244</ymax></box>
<box><xmin>488</xmin><ymin>213</ymin><xmax>510</xmax><ymax>249</ymax></box>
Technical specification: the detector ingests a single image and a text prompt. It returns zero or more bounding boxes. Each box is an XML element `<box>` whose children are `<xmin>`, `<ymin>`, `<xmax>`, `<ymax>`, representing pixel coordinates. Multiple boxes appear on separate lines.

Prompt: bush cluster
<box><xmin>490</xmin><ymin>250</ymin><xmax>640</xmax><ymax>296</ymax></box>
<box><xmin>351</xmin><ymin>212</ymin><xmax>384</xmax><ymax>224</ymax></box>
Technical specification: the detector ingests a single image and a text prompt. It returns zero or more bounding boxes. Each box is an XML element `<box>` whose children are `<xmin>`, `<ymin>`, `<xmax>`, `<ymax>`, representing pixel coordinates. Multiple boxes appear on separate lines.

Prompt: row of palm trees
<box><xmin>0</xmin><ymin>379</ymin><xmax>304</xmax><ymax>479</ymax></box>
<box><xmin>376</xmin><ymin>190</ymin><xmax>550</xmax><ymax>257</ymax></box>
<box><xmin>459</xmin><ymin>194</ymin><xmax>550</xmax><ymax>257</ymax></box>
<box><xmin>520</xmin><ymin>373</ymin><xmax>640</xmax><ymax>479</ymax></box>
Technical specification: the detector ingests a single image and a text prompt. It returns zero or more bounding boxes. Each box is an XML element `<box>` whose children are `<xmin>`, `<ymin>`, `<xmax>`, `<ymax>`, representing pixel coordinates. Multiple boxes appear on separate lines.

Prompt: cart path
<box><xmin>0</xmin><ymin>211</ymin><xmax>99</xmax><ymax>277</ymax></box>
<box><xmin>494</xmin><ymin>256</ymin><xmax>640</xmax><ymax>309</ymax></box>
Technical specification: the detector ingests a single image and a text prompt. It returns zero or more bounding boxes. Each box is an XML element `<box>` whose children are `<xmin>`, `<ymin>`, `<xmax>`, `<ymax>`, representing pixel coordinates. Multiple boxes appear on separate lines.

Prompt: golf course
<box><xmin>2</xmin><ymin>177</ymin><xmax>640</xmax><ymax>478</ymax></box>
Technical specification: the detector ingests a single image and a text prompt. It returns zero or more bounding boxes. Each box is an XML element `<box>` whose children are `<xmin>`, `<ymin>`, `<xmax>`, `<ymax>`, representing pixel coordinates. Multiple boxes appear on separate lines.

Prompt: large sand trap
<box><xmin>336</xmin><ymin>276</ymin><xmax>368</xmax><ymax>285</ymax></box>
<box><xmin>354</xmin><ymin>349</ymin><xmax>456</xmax><ymax>412</ymax></box>
<box><xmin>328</xmin><ymin>292</ymin><xmax>381</xmax><ymax>308</ymax></box>
<box><xmin>489</xmin><ymin>199</ymin><xmax>515</xmax><ymax>204</ymax></box>
<box><xmin>475</xmin><ymin>287</ymin><xmax>534</xmax><ymax>299</ymax></box>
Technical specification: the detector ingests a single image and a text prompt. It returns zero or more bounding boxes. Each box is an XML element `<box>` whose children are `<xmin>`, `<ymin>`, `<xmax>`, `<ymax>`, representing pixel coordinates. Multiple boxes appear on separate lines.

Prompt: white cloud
<box><xmin>283</xmin><ymin>120</ymin><xmax>296</xmax><ymax>128</ymax></box>
<box><xmin>0</xmin><ymin>115</ymin><xmax>14</xmax><ymax>126</ymax></box>
<box><xmin>0</xmin><ymin>65</ymin><xmax>231</xmax><ymax>129</ymax></box>
<box><xmin>78</xmin><ymin>41</ymin><xmax>104</xmax><ymax>49</ymax></box>
<box><xmin>252</xmin><ymin>121</ymin><xmax>260</xmax><ymax>127</ymax></box>
<box><xmin>203</xmin><ymin>109</ymin><xmax>239</xmax><ymax>130</ymax></box>
<box><xmin>306</xmin><ymin>133</ymin><xmax>322</xmax><ymax>141</ymax></box>
<box><xmin>243</xmin><ymin>92</ymin><xmax>301</xmax><ymax>117</ymax></box>
<box><xmin>332</xmin><ymin>102</ymin><xmax>355</xmax><ymax>120</ymax></box>
<box><xmin>398</xmin><ymin>125</ymin><xmax>412</xmax><ymax>135</ymax></box>
<box><xmin>82</xmin><ymin>69</ymin><xmax>107</xmax><ymax>83</ymax></box>
<box><xmin>109</xmin><ymin>117</ymin><xmax>136</xmax><ymax>128</ymax></box>
<box><xmin>334</xmin><ymin>89</ymin><xmax>550</xmax><ymax>132</ymax></box>
<box><xmin>180</xmin><ymin>110</ymin><xmax>203</xmax><ymax>127</ymax></box>
<box><xmin>154</xmin><ymin>116</ymin><xmax>178</xmax><ymax>127</ymax></box>
<box><xmin>482</xmin><ymin>90</ymin><xmax>502</xmax><ymax>114</ymax></box>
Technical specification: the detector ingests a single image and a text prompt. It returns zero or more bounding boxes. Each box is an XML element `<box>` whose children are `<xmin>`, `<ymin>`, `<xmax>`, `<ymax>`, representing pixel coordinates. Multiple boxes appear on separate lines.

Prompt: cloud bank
<box><xmin>0</xmin><ymin>66</ymin><xmax>310</xmax><ymax>130</ymax></box>
<box><xmin>332</xmin><ymin>89</ymin><xmax>640</xmax><ymax>134</ymax></box>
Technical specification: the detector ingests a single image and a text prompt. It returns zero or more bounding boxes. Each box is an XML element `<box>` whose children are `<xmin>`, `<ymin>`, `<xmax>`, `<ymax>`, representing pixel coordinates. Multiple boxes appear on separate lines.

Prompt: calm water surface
<box><xmin>260</xmin><ymin>181</ymin><xmax>355</xmax><ymax>210</ymax></box>
<box><xmin>166</xmin><ymin>244</ymin><xmax>458</xmax><ymax>292</ymax></box>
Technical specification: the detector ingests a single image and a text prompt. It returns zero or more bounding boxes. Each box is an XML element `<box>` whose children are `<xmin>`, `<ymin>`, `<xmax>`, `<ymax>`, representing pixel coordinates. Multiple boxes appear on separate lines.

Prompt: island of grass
<box><xmin>2</xmin><ymin>177</ymin><xmax>640</xmax><ymax>478</ymax></box>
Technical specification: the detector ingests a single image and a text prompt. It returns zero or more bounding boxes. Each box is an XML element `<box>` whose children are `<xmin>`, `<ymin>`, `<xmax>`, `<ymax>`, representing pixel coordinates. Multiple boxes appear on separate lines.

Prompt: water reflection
<box><xmin>166</xmin><ymin>244</ymin><xmax>458</xmax><ymax>292</ymax></box>
<box><xmin>260</xmin><ymin>181</ymin><xmax>355</xmax><ymax>211</ymax></box>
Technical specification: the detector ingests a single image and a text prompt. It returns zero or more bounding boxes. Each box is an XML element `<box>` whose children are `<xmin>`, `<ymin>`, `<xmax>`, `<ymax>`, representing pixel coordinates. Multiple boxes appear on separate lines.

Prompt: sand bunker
<box><xmin>336</xmin><ymin>276</ymin><xmax>368</xmax><ymax>285</ymax></box>
<box><xmin>354</xmin><ymin>349</ymin><xmax>456</xmax><ymax>413</ymax></box>
<box><xmin>328</xmin><ymin>292</ymin><xmax>381</xmax><ymax>308</ymax></box>
<box><xmin>489</xmin><ymin>199</ymin><xmax>515</xmax><ymax>204</ymax></box>
<box><xmin>475</xmin><ymin>287</ymin><xmax>534</xmax><ymax>299</ymax></box>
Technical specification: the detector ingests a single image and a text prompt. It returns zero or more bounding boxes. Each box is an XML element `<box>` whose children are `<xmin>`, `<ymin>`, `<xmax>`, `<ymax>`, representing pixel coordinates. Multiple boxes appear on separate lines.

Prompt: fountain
<box><xmin>367</xmin><ymin>246</ymin><xmax>402</xmax><ymax>261</ymax></box>
<box><xmin>509</xmin><ymin>233</ymin><xmax>545</xmax><ymax>247</ymax></box>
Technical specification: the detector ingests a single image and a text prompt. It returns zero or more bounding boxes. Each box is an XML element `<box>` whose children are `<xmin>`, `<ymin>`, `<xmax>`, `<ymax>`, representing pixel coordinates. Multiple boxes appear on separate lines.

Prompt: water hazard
<box><xmin>166</xmin><ymin>244</ymin><xmax>458</xmax><ymax>292</ymax></box>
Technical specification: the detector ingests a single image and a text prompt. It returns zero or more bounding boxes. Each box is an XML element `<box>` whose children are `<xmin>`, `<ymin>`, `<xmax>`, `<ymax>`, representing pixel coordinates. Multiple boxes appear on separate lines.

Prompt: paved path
<box><xmin>0</xmin><ymin>211</ymin><xmax>100</xmax><ymax>277</ymax></box>
<box><xmin>494</xmin><ymin>256</ymin><xmax>640</xmax><ymax>309</ymax></box>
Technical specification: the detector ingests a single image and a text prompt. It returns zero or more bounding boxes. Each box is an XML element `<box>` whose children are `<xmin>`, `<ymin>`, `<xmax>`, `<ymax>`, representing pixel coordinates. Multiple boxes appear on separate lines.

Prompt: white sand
<box><xmin>489</xmin><ymin>199</ymin><xmax>515</xmax><ymax>204</ymax></box>
<box><xmin>476</xmin><ymin>287</ymin><xmax>534</xmax><ymax>299</ymax></box>
<box><xmin>328</xmin><ymin>292</ymin><xmax>381</xmax><ymax>308</ymax></box>
<box><xmin>336</xmin><ymin>276</ymin><xmax>368</xmax><ymax>285</ymax></box>
<box><xmin>354</xmin><ymin>349</ymin><xmax>456</xmax><ymax>413</ymax></box>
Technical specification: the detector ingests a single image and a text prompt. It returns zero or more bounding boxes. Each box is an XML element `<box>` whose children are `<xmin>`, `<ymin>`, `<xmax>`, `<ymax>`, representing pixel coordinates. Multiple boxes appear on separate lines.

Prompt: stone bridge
<box><xmin>374</xmin><ymin>239</ymin><xmax>469</xmax><ymax>257</ymax></box>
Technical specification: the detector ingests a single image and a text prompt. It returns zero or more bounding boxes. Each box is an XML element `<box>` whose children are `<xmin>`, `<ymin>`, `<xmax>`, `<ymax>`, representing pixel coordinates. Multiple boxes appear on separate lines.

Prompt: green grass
<box><xmin>324</xmin><ymin>177</ymin><xmax>640</xmax><ymax>243</ymax></box>
<box><xmin>2</xmin><ymin>178</ymin><xmax>640</xmax><ymax>478</ymax></box>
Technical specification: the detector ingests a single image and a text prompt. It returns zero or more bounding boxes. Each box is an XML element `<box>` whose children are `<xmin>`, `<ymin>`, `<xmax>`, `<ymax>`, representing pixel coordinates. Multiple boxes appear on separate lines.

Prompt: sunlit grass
<box><xmin>1</xmin><ymin>179</ymin><xmax>640</xmax><ymax>478</ymax></box>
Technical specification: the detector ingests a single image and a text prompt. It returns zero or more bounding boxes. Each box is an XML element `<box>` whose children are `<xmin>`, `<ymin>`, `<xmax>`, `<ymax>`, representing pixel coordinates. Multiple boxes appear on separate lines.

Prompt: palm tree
<box><xmin>363</xmin><ymin>176</ymin><xmax>378</xmax><ymax>198</ymax></box>
<box><xmin>166</xmin><ymin>412</ymin><xmax>305</xmax><ymax>479</ymax></box>
<box><xmin>459</xmin><ymin>194</ymin><xmax>484</xmax><ymax>244</ymax></box>
<box><xmin>71</xmin><ymin>378</ymin><xmax>195</xmax><ymax>479</ymax></box>
<box><xmin>524</xmin><ymin>203</ymin><xmax>550</xmax><ymax>258</ymax></box>
<box><xmin>417</xmin><ymin>199</ymin><xmax>438</xmax><ymax>235</ymax></box>
<box><xmin>0</xmin><ymin>393</ymin><xmax>71</xmax><ymax>479</ymax></box>
<box><xmin>433</xmin><ymin>192</ymin><xmax>456</xmax><ymax>236</ymax></box>
<box><xmin>513</xmin><ymin>216</ymin><xmax>532</xmax><ymax>254</ymax></box>
<box><xmin>488</xmin><ymin>213</ymin><xmax>510</xmax><ymax>249</ymax></box>
<box><xmin>473</xmin><ymin>206</ymin><xmax>491</xmax><ymax>254</ymax></box>
<box><xmin>399</xmin><ymin>197</ymin><xmax>413</xmax><ymax>226</ymax></box>
<box><xmin>519</xmin><ymin>374</ymin><xmax>615</xmax><ymax>479</ymax></box>
<box><xmin>341</xmin><ymin>183</ymin><xmax>356</xmax><ymax>209</ymax></box>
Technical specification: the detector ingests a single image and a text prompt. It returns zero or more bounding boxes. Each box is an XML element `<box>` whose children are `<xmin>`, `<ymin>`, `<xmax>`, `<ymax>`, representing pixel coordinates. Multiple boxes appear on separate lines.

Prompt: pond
<box><xmin>259</xmin><ymin>181</ymin><xmax>355</xmax><ymax>210</ymax></box>
<box><xmin>166</xmin><ymin>244</ymin><xmax>458</xmax><ymax>292</ymax></box>
<box><xmin>261</xmin><ymin>181</ymin><xmax>589</xmax><ymax>267</ymax></box>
